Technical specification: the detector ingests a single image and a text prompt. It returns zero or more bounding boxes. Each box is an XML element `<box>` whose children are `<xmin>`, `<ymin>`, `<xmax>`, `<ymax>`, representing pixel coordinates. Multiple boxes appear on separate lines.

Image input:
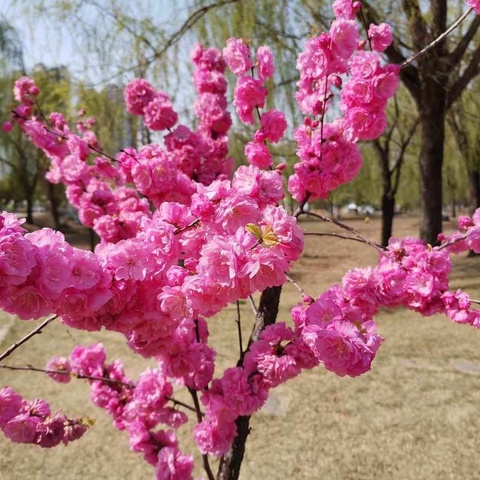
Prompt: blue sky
<box><xmin>0</xmin><ymin>1</ymin><xmax>193</xmax><ymax>85</ymax></box>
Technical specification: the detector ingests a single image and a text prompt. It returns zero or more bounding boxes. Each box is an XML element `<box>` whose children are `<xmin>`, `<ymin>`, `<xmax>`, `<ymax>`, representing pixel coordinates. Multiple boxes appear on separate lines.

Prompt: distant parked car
<box><xmin>358</xmin><ymin>205</ymin><xmax>375</xmax><ymax>215</ymax></box>
<box><xmin>346</xmin><ymin>202</ymin><xmax>358</xmax><ymax>213</ymax></box>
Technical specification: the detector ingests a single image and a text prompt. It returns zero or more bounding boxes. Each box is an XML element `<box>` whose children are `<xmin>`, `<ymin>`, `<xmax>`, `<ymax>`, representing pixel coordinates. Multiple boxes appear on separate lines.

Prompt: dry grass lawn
<box><xmin>1</xmin><ymin>214</ymin><xmax>480</xmax><ymax>480</ymax></box>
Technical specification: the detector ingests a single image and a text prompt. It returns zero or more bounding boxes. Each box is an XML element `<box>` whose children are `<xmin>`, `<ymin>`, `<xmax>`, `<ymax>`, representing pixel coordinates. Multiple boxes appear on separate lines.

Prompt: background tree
<box><xmin>373</xmin><ymin>92</ymin><xmax>419</xmax><ymax>246</ymax></box>
<box><xmin>447</xmin><ymin>79</ymin><xmax>480</xmax><ymax>212</ymax></box>
<box><xmin>362</xmin><ymin>0</ymin><xmax>480</xmax><ymax>244</ymax></box>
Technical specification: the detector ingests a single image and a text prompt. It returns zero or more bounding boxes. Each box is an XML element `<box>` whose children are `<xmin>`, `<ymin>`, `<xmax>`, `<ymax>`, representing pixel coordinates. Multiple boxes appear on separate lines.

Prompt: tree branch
<box><xmin>448</xmin><ymin>14</ymin><xmax>480</xmax><ymax>69</ymax></box>
<box><xmin>401</xmin><ymin>7</ymin><xmax>473</xmax><ymax>69</ymax></box>
<box><xmin>447</xmin><ymin>43</ymin><xmax>480</xmax><ymax>108</ymax></box>
<box><xmin>188</xmin><ymin>387</ymin><xmax>215</xmax><ymax>480</ymax></box>
<box><xmin>143</xmin><ymin>0</ymin><xmax>239</xmax><ymax>68</ymax></box>
<box><xmin>0</xmin><ymin>315</ymin><xmax>57</xmax><ymax>362</ymax></box>
<box><xmin>360</xmin><ymin>0</ymin><xmax>421</xmax><ymax>104</ymax></box>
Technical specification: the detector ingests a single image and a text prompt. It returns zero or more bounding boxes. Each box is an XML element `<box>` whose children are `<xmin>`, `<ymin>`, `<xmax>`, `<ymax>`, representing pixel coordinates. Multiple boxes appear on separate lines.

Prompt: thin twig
<box><xmin>359</xmin><ymin>6</ymin><xmax>373</xmax><ymax>51</ymax></box>
<box><xmin>248</xmin><ymin>295</ymin><xmax>258</xmax><ymax>316</ymax></box>
<box><xmin>302</xmin><ymin>211</ymin><xmax>385</xmax><ymax>254</ymax></box>
<box><xmin>0</xmin><ymin>315</ymin><xmax>57</xmax><ymax>362</ymax></box>
<box><xmin>285</xmin><ymin>274</ymin><xmax>310</xmax><ymax>299</ymax></box>
<box><xmin>401</xmin><ymin>8</ymin><xmax>473</xmax><ymax>69</ymax></box>
<box><xmin>0</xmin><ymin>363</ymin><xmax>134</xmax><ymax>388</ymax></box>
<box><xmin>188</xmin><ymin>387</ymin><xmax>214</xmax><ymax>480</ymax></box>
<box><xmin>12</xmin><ymin>111</ymin><xmax>119</xmax><ymax>163</ymax></box>
<box><xmin>293</xmin><ymin>192</ymin><xmax>311</xmax><ymax>218</ymax></box>
<box><xmin>304</xmin><ymin>231</ymin><xmax>381</xmax><ymax>247</ymax></box>
<box><xmin>174</xmin><ymin>219</ymin><xmax>200</xmax><ymax>235</ymax></box>
<box><xmin>236</xmin><ymin>300</ymin><xmax>244</xmax><ymax>361</ymax></box>
<box><xmin>437</xmin><ymin>233</ymin><xmax>468</xmax><ymax>250</ymax></box>
<box><xmin>0</xmin><ymin>363</ymin><xmax>197</xmax><ymax>413</ymax></box>
<box><xmin>165</xmin><ymin>396</ymin><xmax>198</xmax><ymax>414</ymax></box>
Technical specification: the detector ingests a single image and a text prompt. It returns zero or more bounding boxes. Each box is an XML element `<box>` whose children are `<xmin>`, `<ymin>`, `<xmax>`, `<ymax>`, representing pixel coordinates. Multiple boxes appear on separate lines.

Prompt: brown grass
<box><xmin>2</xmin><ymin>214</ymin><xmax>480</xmax><ymax>480</ymax></box>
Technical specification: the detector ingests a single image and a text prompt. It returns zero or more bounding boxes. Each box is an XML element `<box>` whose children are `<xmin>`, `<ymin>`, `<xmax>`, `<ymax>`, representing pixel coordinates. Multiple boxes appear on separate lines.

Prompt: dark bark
<box><xmin>216</xmin><ymin>285</ymin><xmax>282</xmax><ymax>480</ymax></box>
<box><xmin>47</xmin><ymin>182</ymin><xmax>61</xmax><ymax>230</ymax></box>
<box><xmin>418</xmin><ymin>70</ymin><xmax>447</xmax><ymax>245</ymax></box>
<box><xmin>25</xmin><ymin>188</ymin><xmax>34</xmax><ymax>225</ymax></box>
<box><xmin>363</xmin><ymin>0</ymin><xmax>479</xmax><ymax>245</ymax></box>
<box><xmin>470</xmin><ymin>171</ymin><xmax>480</xmax><ymax>211</ymax></box>
<box><xmin>381</xmin><ymin>193</ymin><xmax>395</xmax><ymax>247</ymax></box>
<box><xmin>216</xmin><ymin>415</ymin><xmax>252</xmax><ymax>480</ymax></box>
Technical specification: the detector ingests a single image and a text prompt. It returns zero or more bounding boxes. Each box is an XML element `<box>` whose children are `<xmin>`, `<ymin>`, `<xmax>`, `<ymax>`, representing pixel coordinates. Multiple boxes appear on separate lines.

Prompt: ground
<box><xmin>1</xmin><ymin>214</ymin><xmax>480</xmax><ymax>480</ymax></box>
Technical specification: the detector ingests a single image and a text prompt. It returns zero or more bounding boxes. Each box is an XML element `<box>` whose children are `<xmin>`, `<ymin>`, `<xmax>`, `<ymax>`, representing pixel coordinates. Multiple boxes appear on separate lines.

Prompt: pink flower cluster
<box><xmin>194</xmin><ymin>321</ymin><xmax>318</xmax><ymax>455</ymax></box>
<box><xmin>0</xmin><ymin>218</ymin><xmax>112</xmax><ymax>320</ymax></box>
<box><xmin>6</xmin><ymin>95</ymin><xmax>151</xmax><ymax>243</ymax></box>
<box><xmin>0</xmin><ymin>386</ymin><xmax>89</xmax><ymax>447</ymax></box>
<box><xmin>125</xmin><ymin>79</ymin><xmax>178</xmax><ymax>131</ymax></box>
<box><xmin>8</xmin><ymin>46</ymin><xmax>235</xmax><ymax>242</ymax></box>
<box><xmin>467</xmin><ymin>0</ymin><xmax>480</xmax><ymax>14</ymax></box>
<box><xmin>4</xmin><ymin>12</ymin><xmax>479</xmax><ymax>477</ymax></box>
<box><xmin>0</xmin><ymin>159</ymin><xmax>301</xmax><ymax>353</ymax></box>
<box><xmin>223</xmin><ymin>38</ymin><xmax>287</xmax><ymax>169</ymax></box>
<box><xmin>288</xmin><ymin>5</ymin><xmax>398</xmax><ymax>202</ymax></box>
<box><xmin>439</xmin><ymin>210</ymin><xmax>480</xmax><ymax>254</ymax></box>
<box><xmin>341</xmin><ymin>53</ymin><xmax>399</xmax><ymax>141</ymax></box>
<box><xmin>47</xmin><ymin>344</ymin><xmax>194</xmax><ymax>480</ymax></box>
<box><xmin>223</xmin><ymin>38</ymin><xmax>275</xmax><ymax>124</ymax></box>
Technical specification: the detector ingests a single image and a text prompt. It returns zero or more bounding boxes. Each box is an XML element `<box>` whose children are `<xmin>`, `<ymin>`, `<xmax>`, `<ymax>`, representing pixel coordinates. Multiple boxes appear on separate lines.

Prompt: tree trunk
<box><xmin>470</xmin><ymin>170</ymin><xmax>480</xmax><ymax>211</ymax></box>
<box><xmin>381</xmin><ymin>193</ymin><xmax>395</xmax><ymax>247</ymax></box>
<box><xmin>418</xmin><ymin>75</ymin><xmax>446</xmax><ymax>245</ymax></box>
<box><xmin>25</xmin><ymin>188</ymin><xmax>34</xmax><ymax>225</ymax></box>
<box><xmin>47</xmin><ymin>182</ymin><xmax>61</xmax><ymax>230</ymax></box>
<box><xmin>217</xmin><ymin>285</ymin><xmax>282</xmax><ymax>480</ymax></box>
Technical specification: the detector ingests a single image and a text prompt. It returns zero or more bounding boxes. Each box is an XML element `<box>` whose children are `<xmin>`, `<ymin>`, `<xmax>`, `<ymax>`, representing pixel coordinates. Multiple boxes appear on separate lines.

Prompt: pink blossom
<box><xmin>332</xmin><ymin>0</ymin><xmax>361</xmax><ymax>19</ymax></box>
<box><xmin>124</xmin><ymin>79</ymin><xmax>156</xmax><ymax>115</ymax></box>
<box><xmin>245</xmin><ymin>141</ymin><xmax>273</xmax><ymax>169</ymax></box>
<box><xmin>349</xmin><ymin>52</ymin><xmax>381</xmax><ymax>78</ymax></box>
<box><xmin>0</xmin><ymin>235</ymin><xmax>36</xmax><ymax>287</ymax></box>
<box><xmin>302</xmin><ymin>320</ymin><xmax>383</xmax><ymax>377</ymax></box>
<box><xmin>193</xmin><ymin>416</ymin><xmax>237</xmax><ymax>456</ymax></box>
<box><xmin>3</xmin><ymin>413</ymin><xmax>40</xmax><ymax>443</ymax></box>
<box><xmin>0</xmin><ymin>387</ymin><xmax>24</xmax><ymax>428</ymax></box>
<box><xmin>223</xmin><ymin>38</ymin><xmax>253</xmax><ymax>75</ymax></box>
<box><xmin>467</xmin><ymin>0</ymin><xmax>480</xmax><ymax>14</ymax></box>
<box><xmin>109</xmin><ymin>239</ymin><xmax>156</xmax><ymax>281</ymax></box>
<box><xmin>144</xmin><ymin>96</ymin><xmax>178</xmax><ymax>131</ymax></box>
<box><xmin>46</xmin><ymin>357</ymin><xmax>72</xmax><ymax>383</ymax></box>
<box><xmin>233</xmin><ymin>76</ymin><xmax>268</xmax><ymax>124</ymax></box>
<box><xmin>256</xmin><ymin>45</ymin><xmax>275</xmax><ymax>80</ymax></box>
<box><xmin>13</xmin><ymin>77</ymin><xmax>39</xmax><ymax>102</ymax></box>
<box><xmin>62</xmin><ymin>418</ymin><xmax>89</xmax><ymax>444</ymax></box>
<box><xmin>69</xmin><ymin>343</ymin><xmax>106</xmax><ymax>377</ymax></box>
<box><xmin>35</xmin><ymin>411</ymin><xmax>66</xmax><ymax>448</ymax></box>
<box><xmin>155</xmin><ymin>446</ymin><xmax>194</xmax><ymax>480</ymax></box>
<box><xmin>368</xmin><ymin>23</ymin><xmax>393</xmax><ymax>52</ymax></box>
<box><xmin>330</xmin><ymin>19</ymin><xmax>359</xmax><ymax>58</ymax></box>
<box><xmin>2</xmin><ymin>121</ymin><xmax>13</xmax><ymax>133</ymax></box>
<box><xmin>260</xmin><ymin>109</ymin><xmax>287</xmax><ymax>143</ymax></box>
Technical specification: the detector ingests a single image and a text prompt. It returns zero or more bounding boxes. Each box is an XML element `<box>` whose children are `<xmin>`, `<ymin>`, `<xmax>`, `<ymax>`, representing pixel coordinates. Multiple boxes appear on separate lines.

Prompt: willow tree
<box><xmin>362</xmin><ymin>0</ymin><xmax>480</xmax><ymax>244</ymax></box>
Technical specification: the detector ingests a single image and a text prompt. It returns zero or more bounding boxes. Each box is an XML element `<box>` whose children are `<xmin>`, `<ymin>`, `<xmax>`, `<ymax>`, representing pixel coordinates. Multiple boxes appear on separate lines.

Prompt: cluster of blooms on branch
<box><xmin>0</xmin><ymin>386</ymin><xmax>90</xmax><ymax>448</ymax></box>
<box><xmin>1</xmin><ymin>1</ymin><xmax>479</xmax><ymax>479</ymax></box>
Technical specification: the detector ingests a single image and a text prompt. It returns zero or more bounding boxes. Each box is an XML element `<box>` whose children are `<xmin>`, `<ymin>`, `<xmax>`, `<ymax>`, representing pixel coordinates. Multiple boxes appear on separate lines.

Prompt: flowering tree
<box><xmin>1</xmin><ymin>1</ymin><xmax>480</xmax><ymax>479</ymax></box>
